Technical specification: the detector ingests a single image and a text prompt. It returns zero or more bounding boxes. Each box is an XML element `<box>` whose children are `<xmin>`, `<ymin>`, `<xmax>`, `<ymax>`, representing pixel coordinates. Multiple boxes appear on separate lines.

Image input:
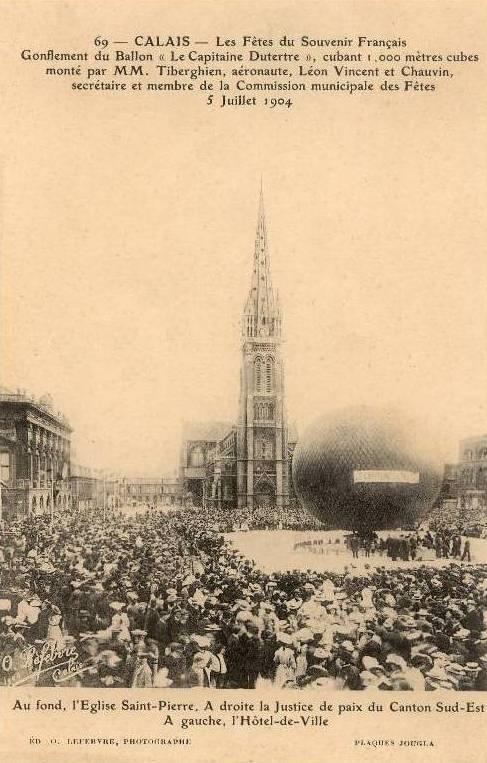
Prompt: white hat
<box><xmin>277</xmin><ymin>632</ymin><xmax>293</xmax><ymax>645</ymax></box>
<box><xmin>109</xmin><ymin>601</ymin><xmax>125</xmax><ymax>611</ymax></box>
<box><xmin>386</xmin><ymin>654</ymin><xmax>407</xmax><ymax>671</ymax></box>
<box><xmin>362</xmin><ymin>656</ymin><xmax>381</xmax><ymax>671</ymax></box>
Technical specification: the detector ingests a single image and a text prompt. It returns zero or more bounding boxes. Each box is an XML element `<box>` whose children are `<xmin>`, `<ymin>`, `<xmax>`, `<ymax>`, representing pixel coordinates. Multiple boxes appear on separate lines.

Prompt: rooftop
<box><xmin>182</xmin><ymin>420</ymin><xmax>234</xmax><ymax>443</ymax></box>
<box><xmin>0</xmin><ymin>386</ymin><xmax>71</xmax><ymax>429</ymax></box>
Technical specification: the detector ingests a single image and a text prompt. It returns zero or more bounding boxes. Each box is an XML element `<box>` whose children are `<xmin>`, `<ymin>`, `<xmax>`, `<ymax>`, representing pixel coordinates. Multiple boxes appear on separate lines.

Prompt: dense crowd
<box><xmin>428</xmin><ymin>498</ymin><xmax>487</xmax><ymax>538</ymax></box>
<box><xmin>199</xmin><ymin>503</ymin><xmax>325</xmax><ymax>532</ymax></box>
<box><xmin>0</xmin><ymin>504</ymin><xmax>486</xmax><ymax>691</ymax></box>
<box><xmin>346</xmin><ymin>529</ymin><xmax>473</xmax><ymax>562</ymax></box>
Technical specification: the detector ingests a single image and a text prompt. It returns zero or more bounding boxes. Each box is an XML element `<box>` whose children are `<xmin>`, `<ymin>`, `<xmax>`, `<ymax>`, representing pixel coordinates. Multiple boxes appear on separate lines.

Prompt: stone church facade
<box><xmin>179</xmin><ymin>190</ymin><xmax>297</xmax><ymax>509</ymax></box>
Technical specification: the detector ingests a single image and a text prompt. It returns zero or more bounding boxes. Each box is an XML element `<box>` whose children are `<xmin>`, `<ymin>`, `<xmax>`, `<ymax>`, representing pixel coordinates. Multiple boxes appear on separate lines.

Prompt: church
<box><xmin>179</xmin><ymin>189</ymin><xmax>297</xmax><ymax>509</ymax></box>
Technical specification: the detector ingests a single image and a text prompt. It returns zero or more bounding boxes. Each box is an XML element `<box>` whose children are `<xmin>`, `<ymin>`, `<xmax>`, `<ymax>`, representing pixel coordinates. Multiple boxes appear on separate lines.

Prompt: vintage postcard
<box><xmin>0</xmin><ymin>1</ymin><xmax>486</xmax><ymax>762</ymax></box>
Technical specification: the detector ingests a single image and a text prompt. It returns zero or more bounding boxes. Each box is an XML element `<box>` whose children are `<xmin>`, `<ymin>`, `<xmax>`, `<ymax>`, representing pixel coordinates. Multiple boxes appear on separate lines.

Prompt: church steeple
<box><xmin>237</xmin><ymin>186</ymin><xmax>289</xmax><ymax>510</ymax></box>
<box><xmin>243</xmin><ymin>186</ymin><xmax>281</xmax><ymax>339</ymax></box>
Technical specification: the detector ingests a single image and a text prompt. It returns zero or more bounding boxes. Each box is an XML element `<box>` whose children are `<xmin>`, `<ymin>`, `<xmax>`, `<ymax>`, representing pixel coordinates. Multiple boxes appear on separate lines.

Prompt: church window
<box><xmin>257</xmin><ymin>438</ymin><xmax>273</xmax><ymax>459</ymax></box>
<box><xmin>254</xmin><ymin>357</ymin><xmax>263</xmax><ymax>392</ymax></box>
<box><xmin>479</xmin><ymin>447</ymin><xmax>487</xmax><ymax>460</ymax></box>
<box><xmin>265</xmin><ymin>357</ymin><xmax>274</xmax><ymax>392</ymax></box>
<box><xmin>0</xmin><ymin>452</ymin><xmax>10</xmax><ymax>482</ymax></box>
<box><xmin>190</xmin><ymin>447</ymin><xmax>204</xmax><ymax>467</ymax></box>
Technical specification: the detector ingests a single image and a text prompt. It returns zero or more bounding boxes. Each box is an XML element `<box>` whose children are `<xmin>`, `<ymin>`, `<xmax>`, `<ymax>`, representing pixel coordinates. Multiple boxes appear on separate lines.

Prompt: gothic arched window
<box><xmin>254</xmin><ymin>357</ymin><xmax>263</xmax><ymax>393</ymax></box>
<box><xmin>258</xmin><ymin>438</ymin><xmax>274</xmax><ymax>459</ymax></box>
<box><xmin>190</xmin><ymin>446</ymin><xmax>204</xmax><ymax>467</ymax></box>
<box><xmin>265</xmin><ymin>357</ymin><xmax>274</xmax><ymax>393</ymax></box>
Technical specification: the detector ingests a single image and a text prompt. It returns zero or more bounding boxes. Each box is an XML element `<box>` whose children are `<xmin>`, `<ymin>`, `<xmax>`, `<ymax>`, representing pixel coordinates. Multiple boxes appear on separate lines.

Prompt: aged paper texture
<box><xmin>0</xmin><ymin>1</ymin><xmax>487</xmax><ymax>762</ymax></box>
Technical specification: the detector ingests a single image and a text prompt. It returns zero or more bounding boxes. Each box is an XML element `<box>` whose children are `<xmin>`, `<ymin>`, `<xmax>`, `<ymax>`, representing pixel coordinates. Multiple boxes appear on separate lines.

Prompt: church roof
<box><xmin>181</xmin><ymin>421</ymin><xmax>234</xmax><ymax>443</ymax></box>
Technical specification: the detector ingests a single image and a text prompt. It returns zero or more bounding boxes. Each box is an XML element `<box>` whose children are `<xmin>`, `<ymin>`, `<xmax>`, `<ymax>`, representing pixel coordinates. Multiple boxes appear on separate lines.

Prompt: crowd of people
<box><xmin>0</xmin><ymin>503</ymin><xmax>486</xmax><ymax>691</ymax></box>
<box><xmin>428</xmin><ymin>498</ymin><xmax>487</xmax><ymax>538</ymax></box>
<box><xmin>200</xmin><ymin>503</ymin><xmax>325</xmax><ymax>533</ymax></box>
<box><xmin>345</xmin><ymin>529</ymin><xmax>474</xmax><ymax>562</ymax></box>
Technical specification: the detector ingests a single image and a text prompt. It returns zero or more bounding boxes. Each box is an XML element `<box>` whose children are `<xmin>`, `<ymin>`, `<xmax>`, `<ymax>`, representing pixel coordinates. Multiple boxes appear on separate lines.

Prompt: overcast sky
<box><xmin>2</xmin><ymin>4</ymin><xmax>486</xmax><ymax>476</ymax></box>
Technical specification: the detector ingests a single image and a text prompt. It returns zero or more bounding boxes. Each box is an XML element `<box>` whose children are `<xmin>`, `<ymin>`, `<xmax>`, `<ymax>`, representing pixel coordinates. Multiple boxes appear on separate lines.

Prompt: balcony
<box><xmin>31</xmin><ymin>480</ymin><xmax>54</xmax><ymax>489</ymax></box>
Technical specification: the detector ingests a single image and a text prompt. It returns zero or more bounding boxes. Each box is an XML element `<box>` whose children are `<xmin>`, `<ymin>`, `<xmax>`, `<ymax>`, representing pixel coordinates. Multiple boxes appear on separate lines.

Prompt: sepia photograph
<box><xmin>1</xmin><ymin>178</ymin><xmax>486</xmax><ymax>693</ymax></box>
<box><xmin>1</xmin><ymin>2</ymin><xmax>487</xmax><ymax>761</ymax></box>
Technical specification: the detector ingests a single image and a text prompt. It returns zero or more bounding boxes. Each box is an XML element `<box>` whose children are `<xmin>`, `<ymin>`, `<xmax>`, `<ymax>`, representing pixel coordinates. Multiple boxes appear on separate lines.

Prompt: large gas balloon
<box><xmin>292</xmin><ymin>407</ymin><xmax>441</xmax><ymax>530</ymax></box>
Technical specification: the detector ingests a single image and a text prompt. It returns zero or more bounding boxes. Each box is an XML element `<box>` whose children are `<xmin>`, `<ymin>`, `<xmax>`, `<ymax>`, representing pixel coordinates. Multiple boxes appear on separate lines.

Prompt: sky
<box><xmin>1</xmin><ymin>2</ymin><xmax>487</xmax><ymax>476</ymax></box>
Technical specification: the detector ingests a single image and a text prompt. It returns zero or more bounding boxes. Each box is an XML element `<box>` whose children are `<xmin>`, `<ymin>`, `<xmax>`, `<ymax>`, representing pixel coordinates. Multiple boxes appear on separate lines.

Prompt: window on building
<box><xmin>464</xmin><ymin>449</ymin><xmax>473</xmax><ymax>461</ymax></box>
<box><xmin>0</xmin><ymin>452</ymin><xmax>10</xmax><ymax>482</ymax></box>
<box><xmin>257</xmin><ymin>438</ymin><xmax>273</xmax><ymax>459</ymax></box>
<box><xmin>190</xmin><ymin>447</ymin><xmax>205</xmax><ymax>467</ymax></box>
<box><xmin>479</xmin><ymin>447</ymin><xmax>487</xmax><ymax>460</ymax></box>
<box><xmin>254</xmin><ymin>357</ymin><xmax>262</xmax><ymax>393</ymax></box>
<box><xmin>265</xmin><ymin>357</ymin><xmax>274</xmax><ymax>392</ymax></box>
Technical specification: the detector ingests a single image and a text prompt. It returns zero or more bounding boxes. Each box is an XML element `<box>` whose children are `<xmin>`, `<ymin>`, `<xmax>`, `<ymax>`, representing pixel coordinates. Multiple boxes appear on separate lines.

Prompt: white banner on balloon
<box><xmin>353</xmin><ymin>469</ymin><xmax>420</xmax><ymax>484</ymax></box>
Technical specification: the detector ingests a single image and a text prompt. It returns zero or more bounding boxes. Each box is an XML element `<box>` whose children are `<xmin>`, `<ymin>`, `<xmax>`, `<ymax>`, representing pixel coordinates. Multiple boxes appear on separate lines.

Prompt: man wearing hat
<box><xmin>162</xmin><ymin>641</ymin><xmax>187</xmax><ymax>688</ymax></box>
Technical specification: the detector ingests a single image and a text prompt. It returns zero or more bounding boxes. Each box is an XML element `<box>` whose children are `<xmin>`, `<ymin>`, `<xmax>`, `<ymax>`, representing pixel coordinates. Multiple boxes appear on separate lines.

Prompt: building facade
<box><xmin>0</xmin><ymin>389</ymin><xmax>71</xmax><ymax>520</ymax></box>
<box><xmin>179</xmin><ymin>191</ymin><xmax>296</xmax><ymax>509</ymax></box>
<box><xmin>456</xmin><ymin>435</ymin><xmax>487</xmax><ymax>510</ymax></box>
<box><xmin>122</xmin><ymin>477</ymin><xmax>164</xmax><ymax>506</ymax></box>
<box><xmin>161</xmin><ymin>474</ymin><xmax>180</xmax><ymax>505</ymax></box>
<box><xmin>434</xmin><ymin>435</ymin><xmax>487</xmax><ymax>529</ymax></box>
<box><xmin>70</xmin><ymin>464</ymin><xmax>99</xmax><ymax>512</ymax></box>
<box><xmin>179</xmin><ymin>422</ymin><xmax>234</xmax><ymax>506</ymax></box>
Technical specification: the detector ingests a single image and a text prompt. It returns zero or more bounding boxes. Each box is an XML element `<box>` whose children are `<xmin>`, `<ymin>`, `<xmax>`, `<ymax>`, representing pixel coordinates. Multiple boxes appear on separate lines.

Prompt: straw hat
<box><xmin>386</xmin><ymin>654</ymin><xmax>407</xmax><ymax>671</ymax></box>
<box><xmin>362</xmin><ymin>656</ymin><xmax>381</xmax><ymax>671</ymax></box>
<box><xmin>109</xmin><ymin>601</ymin><xmax>125</xmax><ymax>611</ymax></box>
<box><xmin>295</xmin><ymin>628</ymin><xmax>314</xmax><ymax>643</ymax></box>
<box><xmin>190</xmin><ymin>634</ymin><xmax>211</xmax><ymax>648</ymax></box>
<box><xmin>277</xmin><ymin>632</ymin><xmax>293</xmax><ymax>645</ymax></box>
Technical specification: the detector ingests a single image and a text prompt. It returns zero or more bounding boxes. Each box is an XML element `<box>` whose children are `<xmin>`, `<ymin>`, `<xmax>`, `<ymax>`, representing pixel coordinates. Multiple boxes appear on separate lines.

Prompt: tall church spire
<box><xmin>243</xmin><ymin>185</ymin><xmax>280</xmax><ymax>339</ymax></box>
<box><xmin>237</xmin><ymin>187</ymin><xmax>289</xmax><ymax>510</ymax></box>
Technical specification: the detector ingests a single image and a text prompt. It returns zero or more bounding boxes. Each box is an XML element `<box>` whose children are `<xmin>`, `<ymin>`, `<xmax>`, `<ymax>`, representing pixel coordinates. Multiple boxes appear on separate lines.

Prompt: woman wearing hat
<box><xmin>108</xmin><ymin>602</ymin><xmax>131</xmax><ymax>642</ymax></box>
<box><xmin>186</xmin><ymin>641</ymin><xmax>220</xmax><ymax>688</ymax></box>
<box><xmin>273</xmin><ymin>633</ymin><xmax>297</xmax><ymax>688</ymax></box>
